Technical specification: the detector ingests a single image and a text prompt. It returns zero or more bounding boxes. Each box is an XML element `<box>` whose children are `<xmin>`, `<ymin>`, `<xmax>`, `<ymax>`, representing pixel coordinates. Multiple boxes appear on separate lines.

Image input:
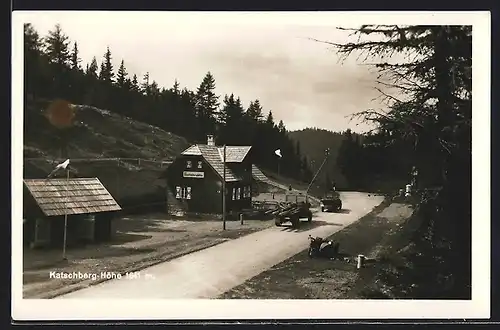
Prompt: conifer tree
<box><xmin>98</xmin><ymin>46</ymin><xmax>114</xmax><ymax>83</ymax></box>
<box><xmin>43</xmin><ymin>24</ymin><xmax>71</xmax><ymax>67</ymax></box>
<box><xmin>116</xmin><ymin>59</ymin><xmax>128</xmax><ymax>88</ymax></box>
<box><xmin>195</xmin><ymin>72</ymin><xmax>219</xmax><ymax>140</ymax></box>
<box><xmin>70</xmin><ymin>42</ymin><xmax>81</xmax><ymax>71</ymax></box>
<box><xmin>86</xmin><ymin>56</ymin><xmax>99</xmax><ymax>79</ymax></box>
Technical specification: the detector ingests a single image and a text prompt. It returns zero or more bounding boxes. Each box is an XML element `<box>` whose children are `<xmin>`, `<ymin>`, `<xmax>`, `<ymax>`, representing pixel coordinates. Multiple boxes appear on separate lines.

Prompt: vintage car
<box><xmin>320</xmin><ymin>191</ymin><xmax>342</xmax><ymax>212</ymax></box>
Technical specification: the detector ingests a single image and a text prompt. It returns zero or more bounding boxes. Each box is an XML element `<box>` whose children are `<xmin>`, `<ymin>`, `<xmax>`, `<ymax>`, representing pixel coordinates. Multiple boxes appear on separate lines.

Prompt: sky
<box><xmin>15</xmin><ymin>11</ymin><xmax>481</xmax><ymax>133</ymax></box>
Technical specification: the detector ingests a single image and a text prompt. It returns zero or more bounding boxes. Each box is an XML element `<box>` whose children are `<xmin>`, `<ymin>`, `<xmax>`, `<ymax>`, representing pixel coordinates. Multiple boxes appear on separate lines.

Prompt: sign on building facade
<box><xmin>183</xmin><ymin>171</ymin><xmax>205</xmax><ymax>178</ymax></box>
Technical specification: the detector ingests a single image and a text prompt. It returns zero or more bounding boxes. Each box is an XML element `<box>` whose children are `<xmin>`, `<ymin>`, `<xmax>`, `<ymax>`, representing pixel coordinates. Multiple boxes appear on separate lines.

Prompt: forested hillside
<box><xmin>23</xmin><ymin>23</ymin><xmax>313</xmax><ymax>182</ymax></box>
<box><xmin>288</xmin><ymin>128</ymin><xmax>347</xmax><ymax>188</ymax></box>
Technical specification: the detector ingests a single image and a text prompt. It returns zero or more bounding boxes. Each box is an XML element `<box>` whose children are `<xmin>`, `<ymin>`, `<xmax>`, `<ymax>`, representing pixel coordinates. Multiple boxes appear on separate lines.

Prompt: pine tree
<box><xmin>195</xmin><ymin>72</ymin><xmax>220</xmax><ymax>140</ymax></box>
<box><xmin>116</xmin><ymin>59</ymin><xmax>127</xmax><ymax>88</ymax></box>
<box><xmin>24</xmin><ymin>23</ymin><xmax>43</xmax><ymax>98</ymax></box>
<box><xmin>327</xmin><ymin>25</ymin><xmax>472</xmax><ymax>297</ymax></box>
<box><xmin>171</xmin><ymin>79</ymin><xmax>180</xmax><ymax>95</ymax></box>
<box><xmin>150</xmin><ymin>80</ymin><xmax>160</xmax><ymax>98</ymax></box>
<box><xmin>43</xmin><ymin>24</ymin><xmax>71</xmax><ymax>67</ymax></box>
<box><xmin>24</xmin><ymin>23</ymin><xmax>41</xmax><ymax>54</ymax></box>
<box><xmin>70</xmin><ymin>42</ymin><xmax>81</xmax><ymax>71</ymax></box>
<box><xmin>141</xmin><ymin>72</ymin><xmax>150</xmax><ymax>95</ymax></box>
<box><xmin>86</xmin><ymin>56</ymin><xmax>99</xmax><ymax>79</ymax></box>
<box><xmin>277</xmin><ymin>120</ymin><xmax>286</xmax><ymax>133</ymax></box>
<box><xmin>98</xmin><ymin>46</ymin><xmax>114</xmax><ymax>83</ymax></box>
<box><xmin>131</xmin><ymin>74</ymin><xmax>139</xmax><ymax>92</ymax></box>
<box><xmin>218</xmin><ymin>94</ymin><xmax>246</xmax><ymax>144</ymax></box>
<box><xmin>246</xmin><ymin>99</ymin><xmax>263</xmax><ymax>121</ymax></box>
<box><xmin>265</xmin><ymin>111</ymin><xmax>274</xmax><ymax>126</ymax></box>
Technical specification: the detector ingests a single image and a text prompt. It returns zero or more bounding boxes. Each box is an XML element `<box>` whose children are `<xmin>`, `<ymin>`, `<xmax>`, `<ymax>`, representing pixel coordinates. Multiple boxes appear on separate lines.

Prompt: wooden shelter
<box><xmin>23</xmin><ymin>177</ymin><xmax>121</xmax><ymax>248</ymax></box>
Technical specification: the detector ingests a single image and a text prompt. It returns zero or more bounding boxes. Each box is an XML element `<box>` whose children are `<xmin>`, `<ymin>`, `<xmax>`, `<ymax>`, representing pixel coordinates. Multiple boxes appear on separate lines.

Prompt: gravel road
<box><xmin>58</xmin><ymin>192</ymin><xmax>384</xmax><ymax>299</ymax></box>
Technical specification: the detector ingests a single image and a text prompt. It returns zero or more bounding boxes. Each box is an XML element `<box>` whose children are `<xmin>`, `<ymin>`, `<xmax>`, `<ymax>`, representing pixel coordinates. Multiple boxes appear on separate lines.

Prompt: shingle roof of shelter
<box><xmin>23</xmin><ymin>177</ymin><xmax>121</xmax><ymax>216</ymax></box>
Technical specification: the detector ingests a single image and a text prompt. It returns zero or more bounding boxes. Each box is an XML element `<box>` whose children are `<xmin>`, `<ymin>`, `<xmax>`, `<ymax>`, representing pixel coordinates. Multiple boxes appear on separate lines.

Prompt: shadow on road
<box><xmin>279</xmin><ymin>220</ymin><xmax>343</xmax><ymax>233</ymax></box>
<box><xmin>116</xmin><ymin>217</ymin><xmax>189</xmax><ymax>233</ymax></box>
<box><xmin>321</xmin><ymin>208</ymin><xmax>351</xmax><ymax>215</ymax></box>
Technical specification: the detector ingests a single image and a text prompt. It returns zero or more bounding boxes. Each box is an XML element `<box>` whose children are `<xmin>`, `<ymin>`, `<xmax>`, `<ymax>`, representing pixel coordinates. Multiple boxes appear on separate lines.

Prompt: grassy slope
<box><xmin>23</xmin><ymin>99</ymin><xmax>308</xmax><ymax>211</ymax></box>
<box><xmin>23</xmin><ymin>99</ymin><xmax>191</xmax><ymax>210</ymax></box>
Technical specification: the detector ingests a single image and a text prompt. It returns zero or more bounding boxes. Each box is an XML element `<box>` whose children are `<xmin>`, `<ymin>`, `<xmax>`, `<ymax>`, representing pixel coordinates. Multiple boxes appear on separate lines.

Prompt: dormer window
<box><xmin>186</xmin><ymin>160</ymin><xmax>192</xmax><ymax>169</ymax></box>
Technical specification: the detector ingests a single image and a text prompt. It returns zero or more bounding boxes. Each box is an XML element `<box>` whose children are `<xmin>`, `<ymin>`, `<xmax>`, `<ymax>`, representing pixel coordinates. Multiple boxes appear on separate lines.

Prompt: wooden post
<box><xmin>222</xmin><ymin>145</ymin><xmax>227</xmax><ymax>230</ymax></box>
<box><xmin>240</xmin><ymin>213</ymin><xmax>243</xmax><ymax>225</ymax></box>
<box><xmin>62</xmin><ymin>168</ymin><xmax>69</xmax><ymax>260</ymax></box>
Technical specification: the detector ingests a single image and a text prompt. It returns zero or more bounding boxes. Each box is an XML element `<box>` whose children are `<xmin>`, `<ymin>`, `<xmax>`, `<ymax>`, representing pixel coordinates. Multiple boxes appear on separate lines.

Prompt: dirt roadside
<box><xmin>219</xmin><ymin>199</ymin><xmax>415</xmax><ymax>299</ymax></box>
<box><xmin>23</xmin><ymin>215</ymin><xmax>274</xmax><ymax>299</ymax></box>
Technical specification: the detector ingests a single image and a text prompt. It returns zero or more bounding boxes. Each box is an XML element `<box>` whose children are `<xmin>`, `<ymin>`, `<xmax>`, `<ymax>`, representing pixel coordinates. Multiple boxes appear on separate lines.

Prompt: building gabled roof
<box><xmin>23</xmin><ymin>178</ymin><xmax>121</xmax><ymax>217</ymax></box>
<box><xmin>182</xmin><ymin>144</ymin><xmax>252</xmax><ymax>163</ymax></box>
<box><xmin>217</xmin><ymin>146</ymin><xmax>252</xmax><ymax>163</ymax></box>
<box><xmin>179</xmin><ymin>144</ymin><xmax>252</xmax><ymax>182</ymax></box>
<box><xmin>181</xmin><ymin>145</ymin><xmax>202</xmax><ymax>156</ymax></box>
<box><xmin>251</xmin><ymin>164</ymin><xmax>269</xmax><ymax>182</ymax></box>
<box><xmin>197</xmin><ymin>145</ymin><xmax>242</xmax><ymax>182</ymax></box>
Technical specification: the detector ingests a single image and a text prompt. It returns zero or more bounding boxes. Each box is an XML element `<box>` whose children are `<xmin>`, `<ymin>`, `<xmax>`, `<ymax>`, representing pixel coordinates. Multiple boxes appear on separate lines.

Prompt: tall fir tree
<box><xmin>141</xmin><ymin>72</ymin><xmax>150</xmax><ymax>96</ymax></box>
<box><xmin>86</xmin><ymin>57</ymin><xmax>99</xmax><ymax>79</ymax></box>
<box><xmin>195</xmin><ymin>72</ymin><xmax>219</xmax><ymax>140</ymax></box>
<box><xmin>116</xmin><ymin>59</ymin><xmax>128</xmax><ymax>88</ymax></box>
<box><xmin>246</xmin><ymin>99</ymin><xmax>263</xmax><ymax>121</ymax></box>
<box><xmin>218</xmin><ymin>94</ymin><xmax>246</xmax><ymax>144</ymax></box>
<box><xmin>98</xmin><ymin>46</ymin><xmax>114</xmax><ymax>83</ymax></box>
<box><xmin>171</xmin><ymin>79</ymin><xmax>180</xmax><ymax>95</ymax></box>
<box><xmin>70</xmin><ymin>42</ymin><xmax>81</xmax><ymax>71</ymax></box>
<box><xmin>43</xmin><ymin>24</ymin><xmax>71</xmax><ymax>67</ymax></box>
<box><xmin>265</xmin><ymin>111</ymin><xmax>274</xmax><ymax>126</ymax></box>
<box><xmin>131</xmin><ymin>74</ymin><xmax>139</xmax><ymax>92</ymax></box>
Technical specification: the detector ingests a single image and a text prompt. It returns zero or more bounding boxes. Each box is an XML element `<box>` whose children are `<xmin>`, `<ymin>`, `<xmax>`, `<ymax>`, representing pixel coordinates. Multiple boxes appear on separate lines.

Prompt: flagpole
<box><xmin>222</xmin><ymin>144</ymin><xmax>226</xmax><ymax>231</ymax></box>
<box><xmin>62</xmin><ymin>168</ymin><xmax>69</xmax><ymax>260</ymax></box>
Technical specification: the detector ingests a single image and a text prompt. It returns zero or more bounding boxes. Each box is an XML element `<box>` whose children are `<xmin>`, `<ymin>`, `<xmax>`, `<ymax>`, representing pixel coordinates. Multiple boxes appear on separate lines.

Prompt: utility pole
<box><xmin>305</xmin><ymin>148</ymin><xmax>330</xmax><ymax>203</ymax></box>
<box><xmin>325</xmin><ymin>148</ymin><xmax>330</xmax><ymax>191</ymax></box>
<box><xmin>222</xmin><ymin>144</ymin><xmax>227</xmax><ymax>230</ymax></box>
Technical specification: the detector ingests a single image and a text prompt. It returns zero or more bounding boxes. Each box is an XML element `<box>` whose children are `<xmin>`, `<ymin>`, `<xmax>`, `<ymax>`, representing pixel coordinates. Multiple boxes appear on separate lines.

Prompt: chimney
<box><xmin>207</xmin><ymin>135</ymin><xmax>215</xmax><ymax>146</ymax></box>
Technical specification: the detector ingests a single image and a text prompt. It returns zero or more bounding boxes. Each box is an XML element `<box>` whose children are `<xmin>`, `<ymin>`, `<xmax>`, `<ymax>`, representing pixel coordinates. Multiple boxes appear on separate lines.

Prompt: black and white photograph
<box><xmin>12</xmin><ymin>11</ymin><xmax>490</xmax><ymax>321</ymax></box>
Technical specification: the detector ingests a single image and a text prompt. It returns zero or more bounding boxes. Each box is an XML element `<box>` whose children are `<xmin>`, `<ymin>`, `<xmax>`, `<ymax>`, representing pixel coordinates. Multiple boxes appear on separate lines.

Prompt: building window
<box><xmin>176</xmin><ymin>186</ymin><xmax>192</xmax><ymax>200</ymax></box>
<box><xmin>232</xmin><ymin>188</ymin><xmax>237</xmax><ymax>200</ymax></box>
<box><xmin>236</xmin><ymin>187</ymin><xmax>241</xmax><ymax>200</ymax></box>
<box><xmin>244</xmin><ymin>186</ymin><xmax>251</xmax><ymax>198</ymax></box>
<box><xmin>186</xmin><ymin>160</ymin><xmax>192</xmax><ymax>169</ymax></box>
<box><xmin>197</xmin><ymin>161</ymin><xmax>203</xmax><ymax>169</ymax></box>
